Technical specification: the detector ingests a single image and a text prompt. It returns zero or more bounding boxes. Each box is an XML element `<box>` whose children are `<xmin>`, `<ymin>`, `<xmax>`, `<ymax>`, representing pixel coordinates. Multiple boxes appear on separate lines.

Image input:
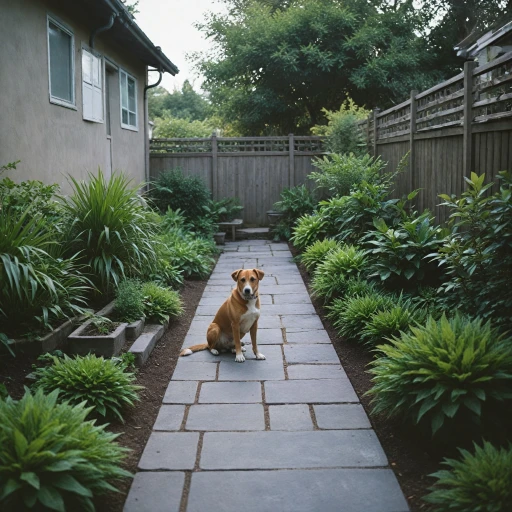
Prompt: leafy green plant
<box><xmin>203</xmin><ymin>197</ymin><xmax>244</xmax><ymax>223</ymax></box>
<box><xmin>84</xmin><ymin>314</ymin><xmax>115</xmax><ymax>335</ymax></box>
<box><xmin>368</xmin><ymin>314</ymin><xmax>512</xmax><ymax>435</ymax></box>
<box><xmin>142</xmin><ymin>282</ymin><xmax>183</xmax><ymax>323</ymax></box>
<box><xmin>149</xmin><ymin>169</ymin><xmax>212</xmax><ymax>223</ymax></box>
<box><xmin>0</xmin><ymin>160</ymin><xmax>20</xmax><ymax>174</ymax></box>
<box><xmin>0</xmin><ymin>389</ymin><xmax>130</xmax><ymax>511</ymax></box>
<box><xmin>112</xmin><ymin>351</ymin><xmax>136</xmax><ymax>370</ymax></box>
<box><xmin>114</xmin><ymin>279</ymin><xmax>144</xmax><ymax>323</ymax></box>
<box><xmin>33</xmin><ymin>354</ymin><xmax>142</xmax><ymax>422</ymax></box>
<box><xmin>311</xmin><ymin>245</ymin><xmax>367</xmax><ymax>302</ymax></box>
<box><xmin>327</xmin><ymin>291</ymin><xmax>395</xmax><ymax>341</ymax></box>
<box><xmin>0</xmin><ymin>383</ymin><xmax>8</xmax><ymax>400</ymax></box>
<box><xmin>0</xmin><ymin>333</ymin><xmax>15</xmax><ymax>357</ymax></box>
<box><xmin>63</xmin><ymin>170</ymin><xmax>158</xmax><ymax>292</ymax></box>
<box><xmin>290</xmin><ymin>213</ymin><xmax>327</xmax><ymax>251</ymax></box>
<box><xmin>310</xmin><ymin>153</ymin><xmax>385</xmax><ymax>197</ymax></box>
<box><xmin>301</xmin><ymin>239</ymin><xmax>341</xmax><ymax>272</ymax></box>
<box><xmin>424</xmin><ymin>441</ymin><xmax>512</xmax><ymax>511</ymax></box>
<box><xmin>364</xmin><ymin>211</ymin><xmax>446</xmax><ymax>290</ymax></box>
<box><xmin>432</xmin><ymin>172</ymin><xmax>512</xmax><ymax>329</ymax></box>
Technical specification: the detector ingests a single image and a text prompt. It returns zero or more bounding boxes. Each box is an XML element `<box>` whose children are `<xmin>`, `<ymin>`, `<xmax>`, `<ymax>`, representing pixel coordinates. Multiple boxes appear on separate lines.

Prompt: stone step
<box><xmin>236</xmin><ymin>227</ymin><xmax>271</xmax><ymax>240</ymax></box>
<box><xmin>128</xmin><ymin>323</ymin><xmax>165</xmax><ymax>367</ymax></box>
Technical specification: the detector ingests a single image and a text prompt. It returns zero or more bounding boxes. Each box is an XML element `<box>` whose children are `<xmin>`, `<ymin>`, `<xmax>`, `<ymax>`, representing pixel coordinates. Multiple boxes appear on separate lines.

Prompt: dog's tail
<box><xmin>180</xmin><ymin>344</ymin><xmax>209</xmax><ymax>357</ymax></box>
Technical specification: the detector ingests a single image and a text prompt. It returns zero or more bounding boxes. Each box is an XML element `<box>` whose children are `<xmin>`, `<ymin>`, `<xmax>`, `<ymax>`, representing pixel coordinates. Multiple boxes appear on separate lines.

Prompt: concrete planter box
<box><xmin>68</xmin><ymin>321</ymin><xmax>128</xmax><ymax>358</ymax></box>
<box><xmin>267</xmin><ymin>210</ymin><xmax>283</xmax><ymax>226</ymax></box>
<box><xmin>126</xmin><ymin>317</ymin><xmax>145</xmax><ymax>341</ymax></box>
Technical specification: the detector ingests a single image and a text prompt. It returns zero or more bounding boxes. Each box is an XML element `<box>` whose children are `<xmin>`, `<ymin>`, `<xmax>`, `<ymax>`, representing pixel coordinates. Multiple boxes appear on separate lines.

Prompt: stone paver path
<box><xmin>124</xmin><ymin>240</ymin><xmax>409</xmax><ymax>512</ymax></box>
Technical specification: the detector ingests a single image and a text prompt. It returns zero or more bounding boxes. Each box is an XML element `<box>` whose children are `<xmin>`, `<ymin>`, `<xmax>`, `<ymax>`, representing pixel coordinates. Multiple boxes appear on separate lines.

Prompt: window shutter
<box><xmin>82</xmin><ymin>49</ymin><xmax>103</xmax><ymax>122</ymax></box>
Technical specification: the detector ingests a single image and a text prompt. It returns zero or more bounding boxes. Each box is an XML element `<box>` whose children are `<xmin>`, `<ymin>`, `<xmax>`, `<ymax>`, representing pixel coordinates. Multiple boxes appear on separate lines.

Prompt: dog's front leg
<box><xmin>250</xmin><ymin>321</ymin><xmax>265</xmax><ymax>360</ymax></box>
<box><xmin>232</xmin><ymin>322</ymin><xmax>245</xmax><ymax>363</ymax></box>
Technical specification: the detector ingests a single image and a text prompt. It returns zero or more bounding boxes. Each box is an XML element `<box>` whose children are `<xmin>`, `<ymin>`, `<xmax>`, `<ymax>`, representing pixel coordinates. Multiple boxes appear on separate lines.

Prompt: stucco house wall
<box><xmin>0</xmin><ymin>0</ymin><xmax>150</xmax><ymax>194</ymax></box>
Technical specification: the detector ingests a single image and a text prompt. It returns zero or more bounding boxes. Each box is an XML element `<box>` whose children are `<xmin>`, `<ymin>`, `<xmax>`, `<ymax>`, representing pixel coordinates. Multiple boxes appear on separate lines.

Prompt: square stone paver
<box><xmin>272</xmin><ymin>294</ymin><xmax>312</xmax><ymax>305</ymax></box>
<box><xmin>269</xmin><ymin>404</ymin><xmax>314</xmax><ymax>431</ymax></box>
<box><xmin>200</xmin><ymin>430</ymin><xmax>388</xmax><ymax>469</ymax></box>
<box><xmin>287</xmin><ymin>364</ymin><xmax>348</xmax><ymax>380</ymax></box>
<box><xmin>282</xmin><ymin>315</ymin><xmax>324</xmax><ymax>330</ymax></box>
<box><xmin>264</xmin><ymin>304</ymin><xmax>316</xmax><ymax>316</ymax></box>
<box><xmin>187</xmin><ymin>469</ymin><xmax>409</xmax><ymax>512</ymax></box>
<box><xmin>218</xmin><ymin>359</ymin><xmax>285</xmax><ymax>381</ymax></box>
<box><xmin>285</xmin><ymin>330</ymin><xmax>331</xmax><ymax>344</ymax></box>
<box><xmin>314</xmin><ymin>404</ymin><xmax>372</xmax><ymax>429</ymax></box>
<box><xmin>163</xmin><ymin>381</ymin><xmax>198</xmax><ymax>404</ymax></box>
<box><xmin>263</xmin><ymin>284</ymin><xmax>308</xmax><ymax>295</ymax></box>
<box><xmin>284</xmin><ymin>344</ymin><xmax>339</xmax><ymax>364</ymax></box>
<box><xmin>199</xmin><ymin>381</ymin><xmax>262</xmax><ymax>403</ymax></box>
<box><xmin>186</xmin><ymin>404</ymin><xmax>265</xmax><ymax>431</ymax></box>
<box><xmin>257</xmin><ymin>315</ymin><xmax>282</xmax><ymax>329</ymax></box>
<box><xmin>265</xmin><ymin>379</ymin><xmax>359</xmax><ymax>403</ymax></box>
<box><xmin>138</xmin><ymin>432</ymin><xmax>199</xmax><ymax>470</ymax></box>
<box><xmin>171</xmin><ymin>361</ymin><xmax>217</xmax><ymax>381</ymax></box>
<box><xmin>124</xmin><ymin>472</ymin><xmax>184</xmax><ymax>512</ymax></box>
<box><xmin>250</xmin><ymin>328</ymin><xmax>283</xmax><ymax>344</ymax></box>
<box><xmin>153</xmin><ymin>405</ymin><xmax>185</xmax><ymax>431</ymax></box>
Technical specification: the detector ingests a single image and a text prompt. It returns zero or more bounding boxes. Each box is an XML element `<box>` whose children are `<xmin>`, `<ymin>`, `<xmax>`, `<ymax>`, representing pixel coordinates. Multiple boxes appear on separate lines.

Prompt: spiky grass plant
<box><xmin>33</xmin><ymin>354</ymin><xmax>142</xmax><ymax>422</ymax></box>
<box><xmin>311</xmin><ymin>245</ymin><xmax>367</xmax><ymax>302</ymax></box>
<box><xmin>301</xmin><ymin>239</ymin><xmax>341</xmax><ymax>272</ymax></box>
<box><xmin>0</xmin><ymin>389</ymin><xmax>130</xmax><ymax>511</ymax></box>
<box><xmin>290</xmin><ymin>213</ymin><xmax>326</xmax><ymax>251</ymax></box>
<box><xmin>142</xmin><ymin>282</ymin><xmax>183</xmax><ymax>323</ymax></box>
<box><xmin>326</xmin><ymin>291</ymin><xmax>395</xmax><ymax>341</ymax></box>
<box><xmin>368</xmin><ymin>314</ymin><xmax>512</xmax><ymax>435</ymax></box>
<box><xmin>63</xmin><ymin>170</ymin><xmax>158</xmax><ymax>292</ymax></box>
<box><xmin>424</xmin><ymin>441</ymin><xmax>512</xmax><ymax>511</ymax></box>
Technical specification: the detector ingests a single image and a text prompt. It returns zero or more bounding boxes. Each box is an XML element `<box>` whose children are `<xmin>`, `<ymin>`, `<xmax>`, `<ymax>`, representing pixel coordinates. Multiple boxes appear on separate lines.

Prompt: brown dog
<box><xmin>180</xmin><ymin>268</ymin><xmax>265</xmax><ymax>363</ymax></box>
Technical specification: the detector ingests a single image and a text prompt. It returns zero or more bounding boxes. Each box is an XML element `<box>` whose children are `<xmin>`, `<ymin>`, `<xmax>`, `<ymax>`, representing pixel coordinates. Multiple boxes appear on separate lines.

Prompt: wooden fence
<box><xmin>150</xmin><ymin>135</ymin><xmax>325</xmax><ymax>225</ymax></box>
<box><xmin>357</xmin><ymin>53</ymin><xmax>512</xmax><ymax>224</ymax></box>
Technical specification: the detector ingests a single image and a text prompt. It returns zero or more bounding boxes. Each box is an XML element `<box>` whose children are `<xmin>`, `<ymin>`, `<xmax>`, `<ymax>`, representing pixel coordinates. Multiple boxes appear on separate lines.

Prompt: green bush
<box><xmin>0</xmin><ymin>207</ymin><xmax>91</xmax><ymax>331</ymax></box>
<box><xmin>63</xmin><ymin>170</ymin><xmax>158</xmax><ymax>292</ymax></box>
<box><xmin>311</xmin><ymin>245</ymin><xmax>367</xmax><ymax>302</ymax></box>
<box><xmin>364</xmin><ymin>211</ymin><xmax>446</xmax><ymax>290</ymax></box>
<box><xmin>327</xmin><ymin>291</ymin><xmax>395</xmax><ymax>341</ymax></box>
<box><xmin>424</xmin><ymin>441</ymin><xmax>512</xmax><ymax>511</ymax></box>
<box><xmin>33</xmin><ymin>354</ymin><xmax>141</xmax><ymax>422</ymax></box>
<box><xmin>142</xmin><ymin>282</ymin><xmax>183</xmax><ymax>323</ymax></box>
<box><xmin>291</xmin><ymin>213</ymin><xmax>327</xmax><ymax>251</ymax></box>
<box><xmin>301</xmin><ymin>239</ymin><xmax>341</xmax><ymax>272</ymax></box>
<box><xmin>368</xmin><ymin>314</ymin><xmax>512</xmax><ymax>435</ymax></box>
<box><xmin>114</xmin><ymin>279</ymin><xmax>145</xmax><ymax>323</ymax></box>
<box><xmin>149</xmin><ymin>169</ymin><xmax>211</xmax><ymax>223</ymax></box>
<box><xmin>203</xmin><ymin>197</ymin><xmax>244</xmax><ymax>223</ymax></box>
<box><xmin>432</xmin><ymin>171</ymin><xmax>512</xmax><ymax>329</ymax></box>
<box><xmin>309</xmin><ymin>153</ymin><xmax>385</xmax><ymax>197</ymax></box>
<box><xmin>0</xmin><ymin>389</ymin><xmax>130</xmax><ymax>511</ymax></box>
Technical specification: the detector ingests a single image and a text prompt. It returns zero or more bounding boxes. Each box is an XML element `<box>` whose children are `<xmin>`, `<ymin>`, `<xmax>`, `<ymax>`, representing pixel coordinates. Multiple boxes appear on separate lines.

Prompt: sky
<box><xmin>135</xmin><ymin>0</ymin><xmax>228</xmax><ymax>93</ymax></box>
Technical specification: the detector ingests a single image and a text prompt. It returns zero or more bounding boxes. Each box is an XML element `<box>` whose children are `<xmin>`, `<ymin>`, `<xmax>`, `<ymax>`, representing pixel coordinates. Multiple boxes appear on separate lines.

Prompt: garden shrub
<box><xmin>364</xmin><ymin>211</ymin><xmax>446</xmax><ymax>290</ymax></box>
<box><xmin>0</xmin><ymin>389</ymin><xmax>130</xmax><ymax>511</ymax></box>
<box><xmin>368</xmin><ymin>314</ymin><xmax>512</xmax><ymax>436</ymax></box>
<box><xmin>33</xmin><ymin>354</ymin><xmax>141</xmax><ymax>422</ymax></box>
<box><xmin>142</xmin><ymin>282</ymin><xmax>183</xmax><ymax>323</ymax></box>
<box><xmin>424</xmin><ymin>441</ymin><xmax>512</xmax><ymax>511</ymax></box>
<box><xmin>311</xmin><ymin>245</ymin><xmax>367</xmax><ymax>302</ymax></box>
<box><xmin>63</xmin><ymin>170</ymin><xmax>158</xmax><ymax>292</ymax></box>
<box><xmin>114</xmin><ymin>279</ymin><xmax>145</xmax><ymax>323</ymax></box>
<box><xmin>301</xmin><ymin>239</ymin><xmax>341</xmax><ymax>272</ymax></box>
<box><xmin>203</xmin><ymin>197</ymin><xmax>244</xmax><ymax>223</ymax></box>
<box><xmin>432</xmin><ymin>171</ymin><xmax>512</xmax><ymax>329</ymax></box>
<box><xmin>327</xmin><ymin>291</ymin><xmax>395</xmax><ymax>341</ymax></box>
<box><xmin>290</xmin><ymin>213</ymin><xmax>327</xmax><ymax>251</ymax></box>
<box><xmin>309</xmin><ymin>153</ymin><xmax>385</xmax><ymax>197</ymax></box>
<box><xmin>149</xmin><ymin>169</ymin><xmax>211</xmax><ymax>224</ymax></box>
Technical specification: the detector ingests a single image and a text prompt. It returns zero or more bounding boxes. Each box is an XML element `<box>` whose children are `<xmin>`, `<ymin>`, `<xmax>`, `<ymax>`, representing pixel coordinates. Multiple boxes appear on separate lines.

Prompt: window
<box><xmin>47</xmin><ymin>15</ymin><xmax>75</xmax><ymax>107</ymax></box>
<box><xmin>82</xmin><ymin>48</ymin><xmax>103</xmax><ymax>122</ymax></box>
<box><xmin>119</xmin><ymin>69</ymin><xmax>137</xmax><ymax>130</ymax></box>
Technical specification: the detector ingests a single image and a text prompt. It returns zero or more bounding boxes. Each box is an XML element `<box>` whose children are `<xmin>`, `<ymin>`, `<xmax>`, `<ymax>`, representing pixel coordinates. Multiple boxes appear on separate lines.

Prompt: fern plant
<box><xmin>368</xmin><ymin>314</ymin><xmax>512</xmax><ymax>435</ymax></box>
<box><xmin>33</xmin><ymin>354</ymin><xmax>142</xmax><ymax>422</ymax></box>
<box><xmin>424</xmin><ymin>441</ymin><xmax>512</xmax><ymax>511</ymax></box>
<box><xmin>301</xmin><ymin>239</ymin><xmax>341</xmax><ymax>272</ymax></box>
<box><xmin>290</xmin><ymin>213</ymin><xmax>326</xmax><ymax>251</ymax></box>
<box><xmin>0</xmin><ymin>389</ymin><xmax>130</xmax><ymax>511</ymax></box>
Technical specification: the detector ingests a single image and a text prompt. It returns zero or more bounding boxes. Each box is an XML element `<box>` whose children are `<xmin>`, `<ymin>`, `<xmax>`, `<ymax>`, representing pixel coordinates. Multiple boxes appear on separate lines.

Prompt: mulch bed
<box><xmin>289</xmin><ymin>242</ymin><xmax>439</xmax><ymax>512</ymax></box>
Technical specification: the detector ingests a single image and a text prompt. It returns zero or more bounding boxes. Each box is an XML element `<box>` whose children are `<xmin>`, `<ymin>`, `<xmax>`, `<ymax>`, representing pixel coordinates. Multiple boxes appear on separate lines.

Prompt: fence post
<box><xmin>289</xmin><ymin>133</ymin><xmax>295</xmax><ymax>188</ymax></box>
<box><xmin>366</xmin><ymin>115</ymin><xmax>371</xmax><ymax>155</ymax></box>
<box><xmin>463</xmin><ymin>61</ymin><xmax>477</xmax><ymax>177</ymax></box>
<box><xmin>409</xmin><ymin>90</ymin><xmax>418</xmax><ymax>191</ymax></box>
<box><xmin>372</xmin><ymin>108</ymin><xmax>380</xmax><ymax>158</ymax></box>
<box><xmin>211</xmin><ymin>132</ymin><xmax>218</xmax><ymax>200</ymax></box>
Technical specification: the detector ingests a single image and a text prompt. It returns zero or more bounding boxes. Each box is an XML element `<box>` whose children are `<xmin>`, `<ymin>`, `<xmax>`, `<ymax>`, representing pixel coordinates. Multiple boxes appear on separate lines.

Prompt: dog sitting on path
<box><xmin>180</xmin><ymin>268</ymin><xmax>266</xmax><ymax>363</ymax></box>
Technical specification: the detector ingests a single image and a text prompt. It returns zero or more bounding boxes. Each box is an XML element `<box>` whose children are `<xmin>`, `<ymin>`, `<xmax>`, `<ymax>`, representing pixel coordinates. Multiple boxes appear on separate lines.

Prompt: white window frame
<box><xmin>81</xmin><ymin>46</ymin><xmax>104</xmax><ymax>123</ymax></box>
<box><xmin>47</xmin><ymin>14</ymin><xmax>76</xmax><ymax>109</ymax></box>
<box><xmin>119</xmin><ymin>68</ymin><xmax>138</xmax><ymax>131</ymax></box>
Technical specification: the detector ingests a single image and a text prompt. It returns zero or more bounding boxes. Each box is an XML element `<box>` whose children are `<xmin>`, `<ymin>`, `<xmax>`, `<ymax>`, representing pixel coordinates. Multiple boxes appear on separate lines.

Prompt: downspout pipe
<box><xmin>90</xmin><ymin>13</ymin><xmax>117</xmax><ymax>49</ymax></box>
<box><xmin>144</xmin><ymin>68</ymin><xmax>163</xmax><ymax>188</ymax></box>
<box><xmin>144</xmin><ymin>68</ymin><xmax>163</xmax><ymax>97</ymax></box>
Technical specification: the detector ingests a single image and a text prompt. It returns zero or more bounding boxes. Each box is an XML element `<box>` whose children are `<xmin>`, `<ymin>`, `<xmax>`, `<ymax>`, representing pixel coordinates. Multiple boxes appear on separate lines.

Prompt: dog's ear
<box><xmin>253</xmin><ymin>268</ymin><xmax>265</xmax><ymax>281</ymax></box>
<box><xmin>231</xmin><ymin>269</ymin><xmax>242</xmax><ymax>282</ymax></box>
